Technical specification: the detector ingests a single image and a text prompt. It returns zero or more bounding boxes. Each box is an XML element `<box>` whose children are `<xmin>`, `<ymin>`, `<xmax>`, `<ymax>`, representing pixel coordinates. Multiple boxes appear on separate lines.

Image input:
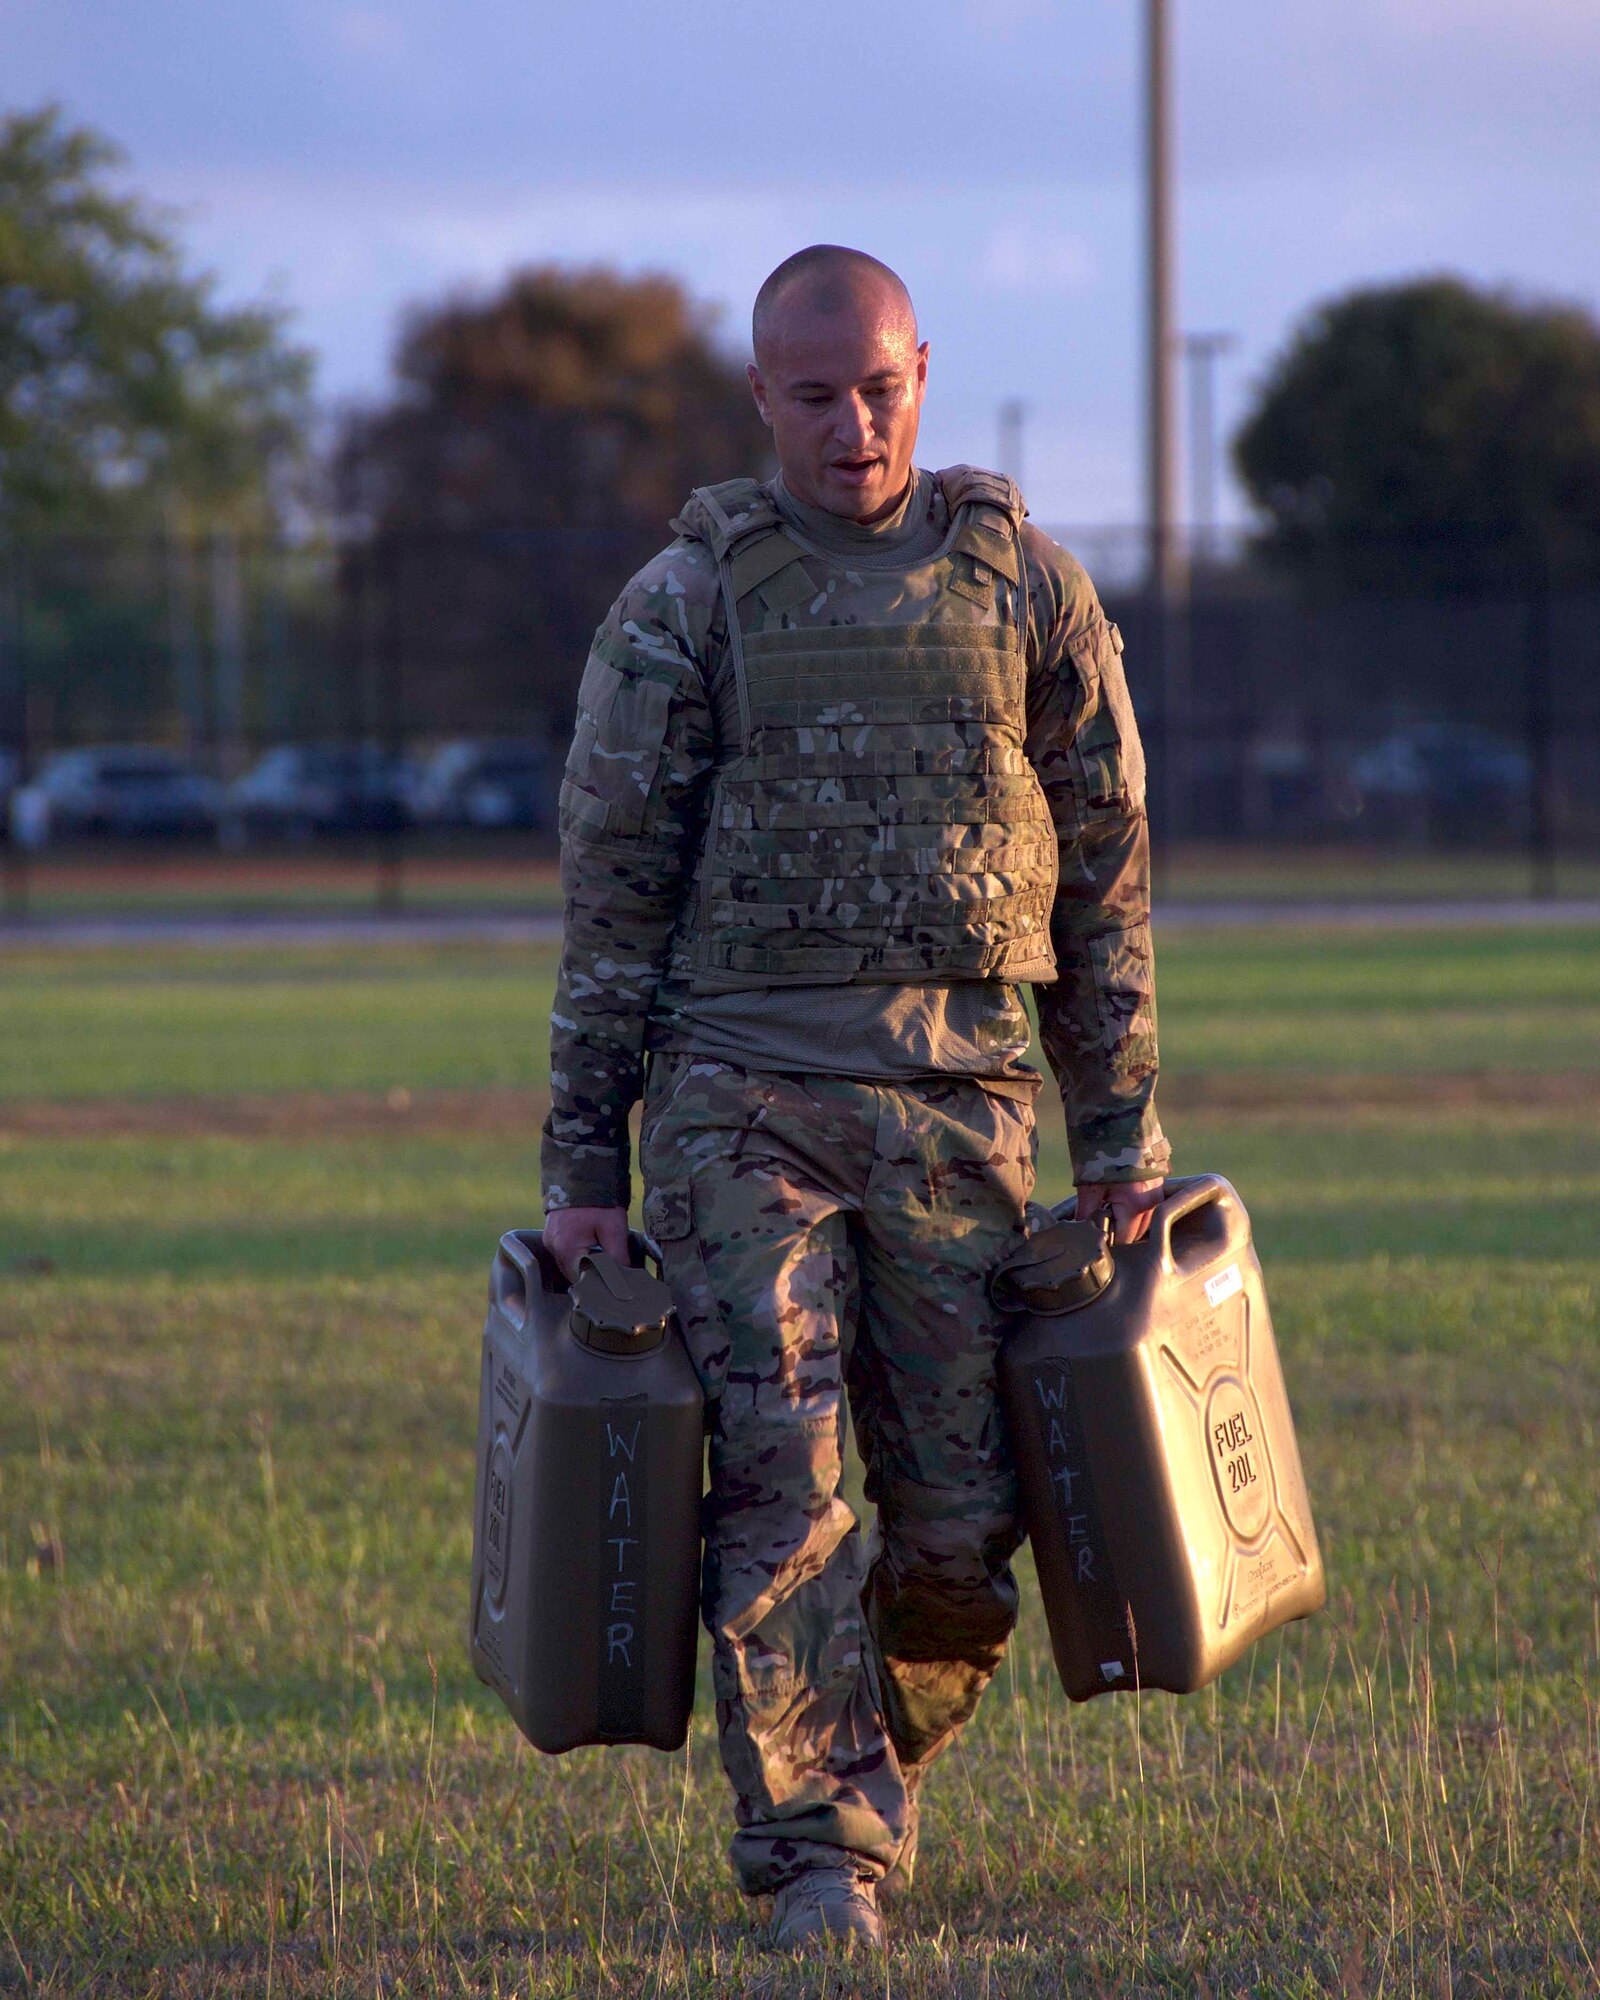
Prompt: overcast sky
<box><xmin>8</xmin><ymin>0</ymin><xmax>1600</xmax><ymax>528</ymax></box>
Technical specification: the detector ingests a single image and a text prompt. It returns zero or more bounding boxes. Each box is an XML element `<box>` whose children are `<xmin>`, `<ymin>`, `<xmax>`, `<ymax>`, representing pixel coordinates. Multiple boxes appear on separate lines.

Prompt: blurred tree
<box><xmin>0</xmin><ymin>104</ymin><xmax>313</xmax><ymax>540</ymax></box>
<box><xmin>1234</xmin><ymin>277</ymin><xmax>1600</xmax><ymax>590</ymax></box>
<box><xmin>337</xmin><ymin>264</ymin><xmax>767</xmax><ymax>534</ymax></box>
<box><xmin>334</xmin><ymin>266</ymin><xmax>770</xmax><ymax>731</ymax></box>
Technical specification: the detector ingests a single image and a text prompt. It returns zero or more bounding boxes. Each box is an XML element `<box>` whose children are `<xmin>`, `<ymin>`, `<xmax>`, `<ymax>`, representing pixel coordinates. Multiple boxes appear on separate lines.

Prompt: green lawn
<box><xmin>0</xmin><ymin>943</ymin><xmax>557</xmax><ymax>1100</ymax></box>
<box><xmin>2</xmin><ymin>931</ymin><xmax>1598</xmax><ymax>1995</ymax></box>
<box><xmin>4</xmin><ymin>926</ymin><xmax>1597</xmax><ymax>1102</ymax></box>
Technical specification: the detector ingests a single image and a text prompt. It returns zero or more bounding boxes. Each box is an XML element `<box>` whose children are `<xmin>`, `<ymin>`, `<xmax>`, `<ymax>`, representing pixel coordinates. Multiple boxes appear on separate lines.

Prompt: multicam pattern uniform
<box><xmin>542</xmin><ymin>470</ymin><xmax>1169</xmax><ymax>1891</ymax></box>
<box><xmin>543</xmin><ymin>476</ymin><xmax>1165</xmax><ymax>1209</ymax></box>
<box><xmin>639</xmin><ymin>1053</ymin><xmax>1033</xmax><ymax>1890</ymax></box>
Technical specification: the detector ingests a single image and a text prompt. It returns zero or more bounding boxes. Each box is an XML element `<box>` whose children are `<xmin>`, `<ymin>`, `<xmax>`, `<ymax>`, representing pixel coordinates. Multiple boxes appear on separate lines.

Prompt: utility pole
<box><xmin>1145</xmin><ymin>0</ymin><xmax>1187</xmax><ymax>863</ymax></box>
<box><xmin>1145</xmin><ymin>0</ymin><xmax>1181</xmax><ymax>602</ymax></box>
<box><xmin>1180</xmin><ymin>331</ymin><xmax>1238</xmax><ymax>567</ymax></box>
<box><xmin>998</xmin><ymin>399</ymin><xmax>1027</xmax><ymax>491</ymax></box>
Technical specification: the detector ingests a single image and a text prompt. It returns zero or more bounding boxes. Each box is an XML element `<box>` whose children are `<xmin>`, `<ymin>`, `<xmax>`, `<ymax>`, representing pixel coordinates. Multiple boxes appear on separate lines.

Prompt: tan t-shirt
<box><xmin>656</xmin><ymin>471</ymin><xmax>1040</xmax><ymax>1095</ymax></box>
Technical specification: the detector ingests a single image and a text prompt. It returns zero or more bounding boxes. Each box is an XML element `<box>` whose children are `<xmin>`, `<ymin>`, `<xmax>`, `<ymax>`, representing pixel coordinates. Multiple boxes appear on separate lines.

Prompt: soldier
<box><xmin>541</xmin><ymin>245</ymin><xmax>1168</xmax><ymax>1948</ymax></box>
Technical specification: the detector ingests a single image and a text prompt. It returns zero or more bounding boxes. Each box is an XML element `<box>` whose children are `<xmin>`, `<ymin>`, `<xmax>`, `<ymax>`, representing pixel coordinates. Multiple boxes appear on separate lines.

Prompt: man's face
<box><xmin>748</xmin><ymin>284</ymin><xmax>928</xmax><ymax>523</ymax></box>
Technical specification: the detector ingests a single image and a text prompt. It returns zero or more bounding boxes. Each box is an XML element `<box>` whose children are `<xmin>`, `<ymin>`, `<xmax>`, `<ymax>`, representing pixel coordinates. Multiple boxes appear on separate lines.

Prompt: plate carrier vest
<box><xmin>670</xmin><ymin>465</ymin><xmax>1060</xmax><ymax>992</ymax></box>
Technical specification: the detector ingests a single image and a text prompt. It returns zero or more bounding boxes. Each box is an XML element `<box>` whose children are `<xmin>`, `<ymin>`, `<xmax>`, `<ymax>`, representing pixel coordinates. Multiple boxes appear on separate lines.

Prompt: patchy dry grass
<box><xmin>2</xmin><ymin>931</ymin><xmax>1599</xmax><ymax>1994</ymax></box>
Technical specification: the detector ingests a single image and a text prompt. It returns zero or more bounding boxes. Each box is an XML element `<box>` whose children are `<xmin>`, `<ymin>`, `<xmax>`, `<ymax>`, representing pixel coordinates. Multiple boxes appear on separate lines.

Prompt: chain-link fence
<box><xmin>2</xmin><ymin>525</ymin><xmax>1596</xmax><ymax>920</ymax></box>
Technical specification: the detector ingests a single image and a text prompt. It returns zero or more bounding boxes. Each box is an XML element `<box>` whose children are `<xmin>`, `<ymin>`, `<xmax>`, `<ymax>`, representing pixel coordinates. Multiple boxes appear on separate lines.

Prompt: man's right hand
<box><xmin>542</xmin><ymin>1205</ymin><xmax>631</xmax><ymax>1282</ymax></box>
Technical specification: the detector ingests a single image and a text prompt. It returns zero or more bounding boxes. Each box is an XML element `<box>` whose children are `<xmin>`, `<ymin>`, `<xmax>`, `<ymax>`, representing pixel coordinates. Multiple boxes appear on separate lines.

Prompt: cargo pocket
<box><xmin>1067</xmin><ymin>617</ymin><xmax>1146</xmax><ymax>819</ymax></box>
<box><xmin>642</xmin><ymin>1180</ymin><xmax>693</xmax><ymax>1251</ymax></box>
<box><xmin>559</xmin><ymin>652</ymin><xmax>676</xmax><ymax>837</ymax></box>
<box><xmin>642</xmin><ymin>1180</ymin><xmax>730</xmax><ymax>1400</ymax></box>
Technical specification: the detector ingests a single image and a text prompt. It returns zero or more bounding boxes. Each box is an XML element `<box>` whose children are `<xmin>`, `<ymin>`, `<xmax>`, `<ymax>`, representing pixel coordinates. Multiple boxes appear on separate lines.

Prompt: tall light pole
<box><xmin>998</xmin><ymin>399</ymin><xmax>1027</xmax><ymax>491</ymax></box>
<box><xmin>1180</xmin><ymin>331</ymin><xmax>1238</xmax><ymax>566</ymax></box>
<box><xmin>1145</xmin><ymin>0</ymin><xmax>1181</xmax><ymax>601</ymax></box>
<box><xmin>1144</xmin><ymin>0</ymin><xmax>1187</xmax><ymax>862</ymax></box>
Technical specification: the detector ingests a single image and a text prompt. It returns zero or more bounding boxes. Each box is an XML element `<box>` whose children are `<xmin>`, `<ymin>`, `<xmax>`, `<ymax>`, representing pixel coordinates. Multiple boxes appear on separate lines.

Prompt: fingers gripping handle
<box><xmin>615</xmin><ymin>1230</ymin><xmax>662</xmax><ymax>1275</ymax></box>
<box><xmin>582</xmin><ymin>1234</ymin><xmax>664</xmax><ymax>1279</ymax></box>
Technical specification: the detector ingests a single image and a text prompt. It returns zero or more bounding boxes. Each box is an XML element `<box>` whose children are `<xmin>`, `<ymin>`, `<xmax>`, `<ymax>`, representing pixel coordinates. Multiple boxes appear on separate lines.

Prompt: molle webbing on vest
<box><xmin>674</xmin><ymin>469</ymin><xmax>1059</xmax><ymax>991</ymax></box>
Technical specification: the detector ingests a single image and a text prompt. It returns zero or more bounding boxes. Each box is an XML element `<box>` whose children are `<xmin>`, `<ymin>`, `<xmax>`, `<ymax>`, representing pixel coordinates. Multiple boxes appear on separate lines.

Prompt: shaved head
<box><xmin>752</xmin><ymin>245</ymin><xmax>917</xmax><ymax>367</ymax></box>
<box><xmin>746</xmin><ymin>246</ymin><xmax>929</xmax><ymax>522</ymax></box>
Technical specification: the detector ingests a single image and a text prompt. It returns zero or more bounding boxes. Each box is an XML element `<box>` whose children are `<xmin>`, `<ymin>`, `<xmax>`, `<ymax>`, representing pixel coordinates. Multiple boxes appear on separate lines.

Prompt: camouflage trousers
<box><xmin>639</xmin><ymin>1053</ymin><xmax>1036</xmax><ymax>1895</ymax></box>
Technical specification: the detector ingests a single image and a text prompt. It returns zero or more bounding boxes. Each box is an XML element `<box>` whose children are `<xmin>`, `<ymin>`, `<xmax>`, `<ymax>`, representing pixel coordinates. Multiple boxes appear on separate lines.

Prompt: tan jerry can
<box><xmin>994</xmin><ymin>1175</ymin><xmax>1325</xmax><ymax>1702</ymax></box>
<box><xmin>469</xmin><ymin>1232</ymin><xmax>704</xmax><ymax>1753</ymax></box>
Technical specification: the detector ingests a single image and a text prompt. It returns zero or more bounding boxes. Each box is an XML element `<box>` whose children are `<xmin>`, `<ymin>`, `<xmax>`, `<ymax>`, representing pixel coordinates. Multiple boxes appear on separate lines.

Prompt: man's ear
<box><xmin>747</xmin><ymin>361</ymin><xmax>775</xmax><ymax>429</ymax></box>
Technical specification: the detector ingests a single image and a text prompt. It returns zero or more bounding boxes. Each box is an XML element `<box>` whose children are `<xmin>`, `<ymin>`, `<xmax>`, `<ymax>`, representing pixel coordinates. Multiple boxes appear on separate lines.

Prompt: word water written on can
<box><xmin>994</xmin><ymin>1175</ymin><xmax>1325</xmax><ymax>1702</ymax></box>
<box><xmin>469</xmin><ymin>1232</ymin><xmax>704</xmax><ymax>1753</ymax></box>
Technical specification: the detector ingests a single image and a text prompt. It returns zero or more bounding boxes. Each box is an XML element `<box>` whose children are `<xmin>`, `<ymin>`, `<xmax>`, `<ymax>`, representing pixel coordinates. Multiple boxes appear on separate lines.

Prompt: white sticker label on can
<box><xmin>1204</xmin><ymin>1263</ymin><xmax>1244</xmax><ymax>1308</ymax></box>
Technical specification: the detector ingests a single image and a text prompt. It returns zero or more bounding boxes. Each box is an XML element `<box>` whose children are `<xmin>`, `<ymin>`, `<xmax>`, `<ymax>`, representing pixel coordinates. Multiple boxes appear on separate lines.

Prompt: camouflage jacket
<box><xmin>542</xmin><ymin>474</ymin><xmax>1169</xmax><ymax>1212</ymax></box>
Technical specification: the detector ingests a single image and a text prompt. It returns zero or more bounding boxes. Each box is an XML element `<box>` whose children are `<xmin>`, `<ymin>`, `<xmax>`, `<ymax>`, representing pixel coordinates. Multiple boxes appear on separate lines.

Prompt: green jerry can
<box><xmin>994</xmin><ymin>1175</ymin><xmax>1325</xmax><ymax>1702</ymax></box>
<box><xmin>469</xmin><ymin>1231</ymin><xmax>704</xmax><ymax>1753</ymax></box>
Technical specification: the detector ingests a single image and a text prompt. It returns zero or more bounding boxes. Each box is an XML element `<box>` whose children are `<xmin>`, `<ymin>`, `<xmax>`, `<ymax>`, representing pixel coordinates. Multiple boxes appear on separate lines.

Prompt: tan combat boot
<box><xmin>769</xmin><ymin>1864</ymin><xmax>885</xmax><ymax>1949</ymax></box>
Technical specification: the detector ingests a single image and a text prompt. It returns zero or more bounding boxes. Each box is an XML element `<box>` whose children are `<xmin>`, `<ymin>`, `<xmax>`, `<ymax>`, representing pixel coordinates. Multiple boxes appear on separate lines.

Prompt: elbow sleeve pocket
<box><xmin>560</xmin><ymin>653</ymin><xmax>676</xmax><ymax>837</ymax></box>
<box><xmin>1067</xmin><ymin>619</ymin><xmax>1146</xmax><ymax>818</ymax></box>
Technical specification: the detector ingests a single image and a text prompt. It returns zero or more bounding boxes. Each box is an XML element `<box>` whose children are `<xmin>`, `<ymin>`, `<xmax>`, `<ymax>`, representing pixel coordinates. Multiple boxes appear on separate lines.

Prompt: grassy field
<box><xmin>2</xmin><ymin>929</ymin><xmax>1598</xmax><ymax>1995</ymax></box>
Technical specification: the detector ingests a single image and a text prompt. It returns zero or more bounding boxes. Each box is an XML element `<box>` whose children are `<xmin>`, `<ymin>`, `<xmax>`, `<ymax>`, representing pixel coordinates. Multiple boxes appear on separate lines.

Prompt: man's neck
<box><xmin>854</xmin><ymin>473</ymin><xmax>917</xmax><ymax>528</ymax></box>
<box><xmin>772</xmin><ymin>469</ymin><xmax>939</xmax><ymax>556</ymax></box>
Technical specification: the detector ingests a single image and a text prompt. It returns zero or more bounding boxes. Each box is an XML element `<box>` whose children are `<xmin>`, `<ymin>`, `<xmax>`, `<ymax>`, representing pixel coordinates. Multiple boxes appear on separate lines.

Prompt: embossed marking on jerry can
<box><xmin>995</xmin><ymin>1175</ymin><xmax>1325</xmax><ymax>1702</ymax></box>
<box><xmin>469</xmin><ymin>1232</ymin><xmax>704</xmax><ymax>1753</ymax></box>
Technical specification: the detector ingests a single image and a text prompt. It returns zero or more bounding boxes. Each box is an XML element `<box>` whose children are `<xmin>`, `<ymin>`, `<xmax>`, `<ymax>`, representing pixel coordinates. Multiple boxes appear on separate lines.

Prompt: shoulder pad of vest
<box><xmin>670</xmin><ymin>480</ymin><xmax>783</xmax><ymax>560</ymax></box>
<box><xmin>936</xmin><ymin>464</ymin><xmax>1027</xmax><ymax>527</ymax></box>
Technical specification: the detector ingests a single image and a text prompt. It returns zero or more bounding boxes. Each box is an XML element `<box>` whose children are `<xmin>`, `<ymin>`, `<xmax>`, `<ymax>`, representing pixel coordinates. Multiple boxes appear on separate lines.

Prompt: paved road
<box><xmin>2</xmin><ymin>899</ymin><xmax>1598</xmax><ymax>950</ymax></box>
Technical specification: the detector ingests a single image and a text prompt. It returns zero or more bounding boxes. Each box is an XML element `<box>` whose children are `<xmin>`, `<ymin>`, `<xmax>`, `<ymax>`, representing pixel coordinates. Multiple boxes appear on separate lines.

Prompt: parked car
<box><xmin>1348</xmin><ymin>722</ymin><xmax>1529</xmax><ymax>804</ymax></box>
<box><xmin>1343</xmin><ymin>722</ymin><xmax>1530</xmax><ymax>837</ymax></box>
<box><xmin>221</xmin><ymin>743</ymin><xmax>414</xmax><ymax>843</ymax></box>
<box><xmin>410</xmin><ymin>738</ymin><xmax>553</xmax><ymax>831</ymax></box>
<box><xmin>9</xmin><ymin>746</ymin><xmax>220</xmax><ymax>849</ymax></box>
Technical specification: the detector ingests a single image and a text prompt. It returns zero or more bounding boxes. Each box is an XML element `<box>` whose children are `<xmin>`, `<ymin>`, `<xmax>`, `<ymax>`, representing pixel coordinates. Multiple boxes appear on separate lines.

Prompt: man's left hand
<box><xmin>1075</xmin><ymin>1178</ymin><xmax>1166</xmax><ymax>1245</ymax></box>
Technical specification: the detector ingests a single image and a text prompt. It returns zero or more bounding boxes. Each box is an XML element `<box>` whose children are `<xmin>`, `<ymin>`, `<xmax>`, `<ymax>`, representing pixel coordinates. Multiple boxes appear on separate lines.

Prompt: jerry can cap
<box><xmin>990</xmin><ymin>1215</ymin><xmax>1115</xmax><ymax>1316</ymax></box>
<box><xmin>570</xmin><ymin>1253</ymin><xmax>677</xmax><ymax>1355</ymax></box>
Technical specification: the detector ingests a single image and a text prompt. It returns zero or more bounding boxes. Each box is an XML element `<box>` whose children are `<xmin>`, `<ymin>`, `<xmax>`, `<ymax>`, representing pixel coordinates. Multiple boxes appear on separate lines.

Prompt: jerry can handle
<box><xmin>491</xmin><ymin>1229</ymin><xmax>552</xmax><ymax>1328</ymax></box>
<box><xmin>1150</xmin><ymin>1174</ymin><xmax>1233</xmax><ymax>1271</ymax></box>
